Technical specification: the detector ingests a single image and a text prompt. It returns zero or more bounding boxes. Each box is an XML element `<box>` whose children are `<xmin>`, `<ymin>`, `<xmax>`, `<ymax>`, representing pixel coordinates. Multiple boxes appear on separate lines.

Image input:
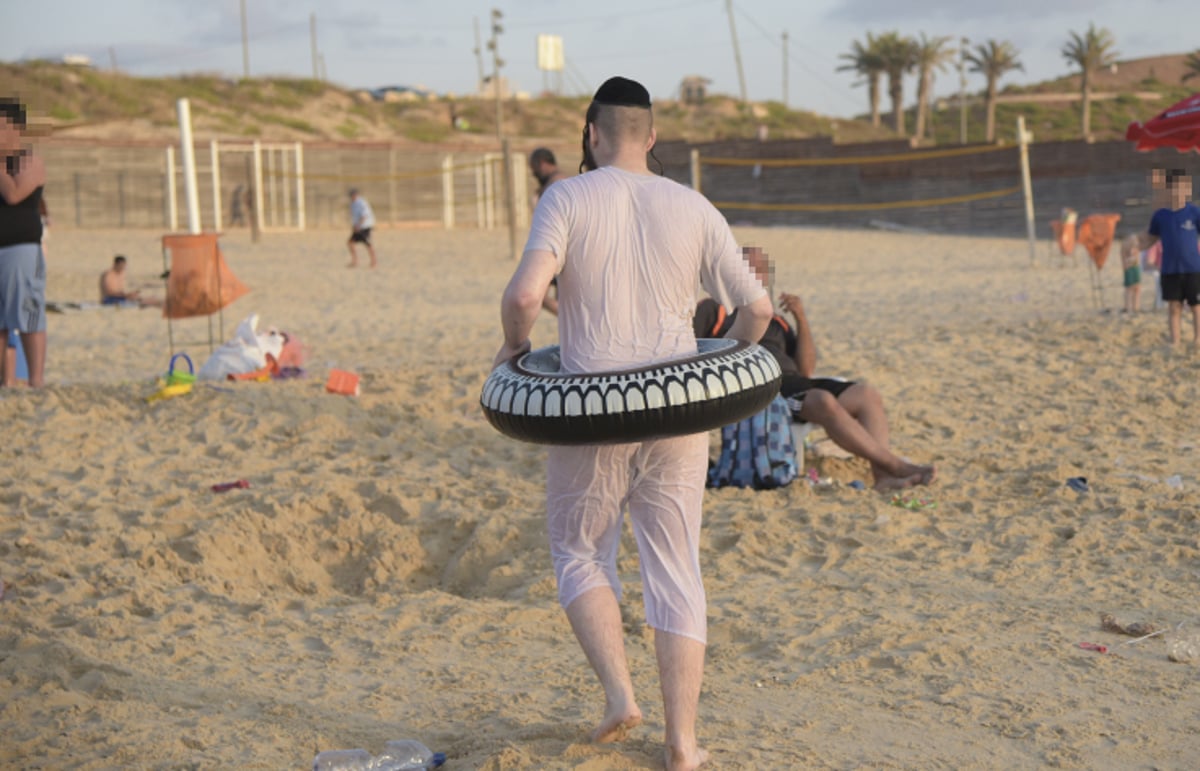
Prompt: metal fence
<box><xmin>35</xmin><ymin>133</ymin><xmax>1182</xmax><ymax>241</ymax></box>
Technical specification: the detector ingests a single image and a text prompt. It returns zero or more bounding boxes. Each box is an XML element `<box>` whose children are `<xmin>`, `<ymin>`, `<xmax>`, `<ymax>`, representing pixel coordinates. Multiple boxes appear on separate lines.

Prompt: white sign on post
<box><xmin>536</xmin><ymin>34</ymin><xmax>564</xmax><ymax>72</ymax></box>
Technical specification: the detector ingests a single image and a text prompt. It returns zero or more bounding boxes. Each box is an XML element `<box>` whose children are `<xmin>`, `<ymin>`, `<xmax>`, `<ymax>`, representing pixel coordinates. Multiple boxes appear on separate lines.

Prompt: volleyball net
<box><xmin>684</xmin><ymin>141</ymin><xmax>1029</xmax><ymax>233</ymax></box>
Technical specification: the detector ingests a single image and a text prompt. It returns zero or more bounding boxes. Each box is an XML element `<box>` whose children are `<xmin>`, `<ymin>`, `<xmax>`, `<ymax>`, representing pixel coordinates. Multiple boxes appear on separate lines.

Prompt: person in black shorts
<box><xmin>1142</xmin><ymin>169</ymin><xmax>1200</xmax><ymax>347</ymax></box>
<box><xmin>694</xmin><ymin>246</ymin><xmax>936</xmax><ymax>491</ymax></box>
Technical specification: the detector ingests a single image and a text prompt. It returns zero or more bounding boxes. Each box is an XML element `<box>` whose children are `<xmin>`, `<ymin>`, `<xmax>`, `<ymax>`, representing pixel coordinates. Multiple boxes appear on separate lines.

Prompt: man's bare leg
<box><xmin>20</xmin><ymin>331</ymin><xmax>45</xmax><ymax>388</ymax></box>
<box><xmin>564</xmin><ymin>586</ymin><xmax>643</xmax><ymax>743</ymax></box>
<box><xmin>347</xmin><ymin>242</ymin><xmax>358</xmax><ymax>268</ymax></box>
<box><xmin>1191</xmin><ymin>305</ymin><xmax>1200</xmax><ymax>351</ymax></box>
<box><xmin>1</xmin><ymin>333</ymin><xmax>13</xmax><ymax>387</ymax></box>
<box><xmin>1168</xmin><ymin>301</ymin><xmax>1182</xmax><ymax>344</ymax></box>
<box><xmin>836</xmin><ymin>382</ymin><xmax>890</xmax><ymax>450</ymax></box>
<box><xmin>655</xmin><ymin>629</ymin><xmax>708</xmax><ymax>771</ymax></box>
<box><xmin>799</xmin><ymin>390</ymin><xmax>934</xmax><ymax>489</ymax></box>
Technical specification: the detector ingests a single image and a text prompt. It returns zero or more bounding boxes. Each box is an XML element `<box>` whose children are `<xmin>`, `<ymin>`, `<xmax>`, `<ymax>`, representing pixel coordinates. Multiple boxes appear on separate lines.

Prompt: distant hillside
<box><xmin>1</xmin><ymin>61</ymin><xmax>893</xmax><ymax>147</ymax></box>
<box><xmin>4</xmin><ymin>53</ymin><xmax>1194</xmax><ymax>149</ymax></box>
<box><xmin>925</xmin><ymin>52</ymin><xmax>1196</xmax><ymax>145</ymax></box>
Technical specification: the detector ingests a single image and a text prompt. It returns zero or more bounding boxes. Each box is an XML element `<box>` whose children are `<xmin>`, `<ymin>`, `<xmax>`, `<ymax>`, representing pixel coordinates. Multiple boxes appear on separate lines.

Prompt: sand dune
<box><xmin>2</xmin><ymin>226</ymin><xmax>1198</xmax><ymax>769</ymax></box>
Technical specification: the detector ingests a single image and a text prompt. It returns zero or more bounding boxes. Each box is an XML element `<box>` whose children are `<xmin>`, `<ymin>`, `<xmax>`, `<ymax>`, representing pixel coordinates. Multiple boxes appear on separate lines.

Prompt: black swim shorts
<box><xmin>780</xmin><ymin>374</ymin><xmax>855</xmax><ymax>420</ymax></box>
<box><xmin>350</xmin><ymin>228</ymin><xmax>372</xmax><ymax>244</ymax></box>
<box><xmin>1160</xmin><ymin>273</ymin><xmax>1200</xmax><ymax>306</ymax></box>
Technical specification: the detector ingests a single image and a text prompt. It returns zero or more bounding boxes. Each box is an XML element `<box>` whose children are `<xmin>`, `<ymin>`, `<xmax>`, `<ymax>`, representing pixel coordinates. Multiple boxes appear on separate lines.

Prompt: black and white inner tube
<box><xmin>481</xmin><ymin>338</ymin><xmax>783</xmax><ymax>445</ymax></box>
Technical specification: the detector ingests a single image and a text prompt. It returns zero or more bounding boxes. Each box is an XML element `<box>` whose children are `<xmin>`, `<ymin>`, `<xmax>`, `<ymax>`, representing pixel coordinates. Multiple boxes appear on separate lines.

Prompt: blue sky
<box><xmin>2</xmin><ymin>0</ymin><xmax>1195</xmax><ymax>118</ymax></box>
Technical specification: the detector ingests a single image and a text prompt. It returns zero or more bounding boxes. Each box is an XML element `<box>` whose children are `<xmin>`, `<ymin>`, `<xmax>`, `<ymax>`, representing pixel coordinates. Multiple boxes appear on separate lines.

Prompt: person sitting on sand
<box><xmin>100</xmin><ymin>255</ymin><xmax>161</xmax><ymax>307</ymax></box>
<box><xmin>694</xmin><ymin>245</ymin><xmax>936</xmax><ymax>491</ymax></box>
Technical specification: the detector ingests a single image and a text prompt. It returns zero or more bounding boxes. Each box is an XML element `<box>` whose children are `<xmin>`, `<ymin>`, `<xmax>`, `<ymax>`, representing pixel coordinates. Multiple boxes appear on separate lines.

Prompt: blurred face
<box><xmin>0</xmin><ymin>115</ymin><xmax>20</xmax><ymax>154</ymax></box>
<box><xmin>742</xmin><ymin>247</ymin><xmax>770</xmax><ymax>285</ymax></box>
<box><xmin>1169</xmin><ymin>175</ymin><xmax>1192</xmax><ymax>203</ymax></box>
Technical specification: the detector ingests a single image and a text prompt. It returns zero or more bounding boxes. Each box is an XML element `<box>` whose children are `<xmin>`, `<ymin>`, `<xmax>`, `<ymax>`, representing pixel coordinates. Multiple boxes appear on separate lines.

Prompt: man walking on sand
<box><xmin>346</xmin><ymin>188</ymin><xmax>376</xmax><ymax>268</ymax></box>
<box><xmin>494</xmin><ymin>76</ymin><xmax>771</xmax><ymax>771</ymax></box>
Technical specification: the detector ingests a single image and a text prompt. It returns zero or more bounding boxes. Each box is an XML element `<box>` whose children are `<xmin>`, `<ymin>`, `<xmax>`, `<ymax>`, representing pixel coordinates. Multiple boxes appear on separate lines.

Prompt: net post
<box><xmin>294</xmin><ymin>142</ymin><xmax>306</xmax><ymax>231</ymax></box>
<box><xmin>690</xmin><ymin>148</ymin><xmax>702</xmax><ymax>193</ymax></box>
<box><xmin>176</xmin><ymin>98</ymin><xmax>202</xmax><ymax>234</ymax></box>
<box><xmin>252</xmin><ymin>141</ymin><xmax>265</xmax><ymax>240</ymax></box>
<box><xmin>442</xmin><ymin>155</ymin><xmax>455</xmax><ymax>229</ymax></box>
<box><xmin>210</xmin><ymin>139</ymin><xmax>223</xmax><ymax>233</ymax></box>
<box><xmin>1017</xmin><ymin>116</ymin><xmax>1037</xmax><ymax>265</ymax></box>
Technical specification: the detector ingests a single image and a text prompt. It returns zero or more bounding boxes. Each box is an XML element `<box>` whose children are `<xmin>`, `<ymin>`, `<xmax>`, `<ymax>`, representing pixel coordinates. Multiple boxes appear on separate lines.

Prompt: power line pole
<box><xmin>724</xmin><ymin>0</ymin><xmax>747</xmax><ymax>105</ymax></box>
<box><xmin>240</xmin><ymin>0</ymin><xmax>250</xmax><ymax>79</ymax></box>
<box><xmin>310</xmin><ymin>13</ymin><xmax>319</xmax><ymax>80</ymax></box>
<box><xmin>959</xmin><ymin>37</ymin><xmax>969</xmax><ymax>144</ymax></box>
<box><xmin>108</xmin><ymin>46</ymin><xmax>118</xmax><ymax>73</ymax></box>
<box><xmin>488</xmin><ymin>9</ymin><xmax>505</xmax><ymax>142</ymax></box>
<box><xmin>781</xmin><ymin>31</ymin><xmax>788</xmax><ymax>107</ymax></box>
<box><xmin>473</xmin><ymin>18</ymin><xmax>486</xmax><ymax>92</ymax></box>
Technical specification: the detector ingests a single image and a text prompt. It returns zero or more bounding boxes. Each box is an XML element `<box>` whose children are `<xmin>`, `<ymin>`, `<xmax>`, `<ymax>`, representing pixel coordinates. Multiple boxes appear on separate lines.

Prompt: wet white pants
<box><xmin>545</xmin><ymin>433</ymin><xmax>709</xmax><ymax>644</ymax></box>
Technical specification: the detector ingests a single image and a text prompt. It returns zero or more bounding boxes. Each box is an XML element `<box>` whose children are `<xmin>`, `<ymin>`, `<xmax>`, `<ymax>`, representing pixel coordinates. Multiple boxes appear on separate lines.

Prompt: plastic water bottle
<box><xmin>374</xmin><ymin>740</ymin><xmax>446</xmax><ymax>770</ymax></box>
<box><xmin>1167</xmin><ymin>625</ymin><xmax>1200</xmax><ymax>663</ymax></box>
<box><xmin>313</xmin><ymin>749</ymin><xmax>373</xmax><ymax>771</ymax></box>
<box><xmin>312</xmin><ymin>741</ymin><xmax>445</xmax><ymax>771</ymax></box>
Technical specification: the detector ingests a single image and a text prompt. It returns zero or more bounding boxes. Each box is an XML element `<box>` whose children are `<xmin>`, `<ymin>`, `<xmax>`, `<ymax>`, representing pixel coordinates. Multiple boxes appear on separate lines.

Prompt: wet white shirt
<box><xmin>524</xmin><ymin>166</ymin><xmax>764</xmax><ymax>374</ymax></box>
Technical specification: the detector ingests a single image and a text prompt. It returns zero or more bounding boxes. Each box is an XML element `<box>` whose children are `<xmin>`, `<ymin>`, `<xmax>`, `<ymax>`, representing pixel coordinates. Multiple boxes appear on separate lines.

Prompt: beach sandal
<box><xmin>890</xmin><ymin>494</ymin><xmax>936</xmax><ymax>510</ymax></box>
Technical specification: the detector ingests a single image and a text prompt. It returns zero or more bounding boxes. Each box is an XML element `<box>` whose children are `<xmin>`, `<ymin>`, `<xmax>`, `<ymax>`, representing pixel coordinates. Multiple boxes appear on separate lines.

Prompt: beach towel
<box><xmin>707</xmin><ymin>395</ymin><xmax>798</xmax><ymax>489</ymax></box>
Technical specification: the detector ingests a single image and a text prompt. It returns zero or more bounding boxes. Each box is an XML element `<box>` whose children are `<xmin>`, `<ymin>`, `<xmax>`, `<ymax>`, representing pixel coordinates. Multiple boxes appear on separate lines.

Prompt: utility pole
<box><xmin>781</xmin><ymin>31</ymin><xmax>789</xmax><ymax>107</ymax></box>
<box><xmin>724</xmin><ymin>0</ymin><xmax>747</xmax><ymax>106</ymax></box>
<box><xmin>959</xmin><ymin>37</ymin><xmax>968</xmax><ymax>144</ymax></box>
<box><xmin>470</xmin><ymin>17</ymin><xmax>484</xmax><ymax>91</ymax></box>
<box><xmin>310</xmin><ymin>13</ymin><xmax>319</xmax><ymax>80</ymax></box>
<box><xmin>108</xmin><ymin>46</ymin><xmax>118</xmax><ymax>73</ymax></box>
<box><xmin>240</xmin><ymin>0</ymin><xmax>250</xmax><ymax>79</ymax></box>
<box><xmin>488</xmin><ymin>9</ymin><xmax>505</xmax><ymax>142</ymax></box>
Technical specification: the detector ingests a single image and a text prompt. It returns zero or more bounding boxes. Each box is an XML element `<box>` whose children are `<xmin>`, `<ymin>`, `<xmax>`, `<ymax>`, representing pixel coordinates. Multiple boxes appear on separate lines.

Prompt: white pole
<box><xmin>295</xmin><ymin>142</ymin><xmax>306</xmax><ymax>230</ymax></box>
<box><xmin>690</xmin><ymin>149</ymin><xmax>702</xmax><ymax>193</ymax></box>
<box><xmin>484</xmin><ymin>154</ymin><xmax>496</xmax><ymax>230</ymax></box>
<box><xmin>441</xmin><ymin>155</ymin><xmax>455</xmax><ymax>229</ymax></box>
<box><xmin>252</xmin><ymin>140</ymin><xmax>265</xmax><ymax>233</ymax></box>
<box><xmin>210</xmin><ymin>139</ymin><xmax>223</xmax><ymax>232</ymax></box>
<box><xmin>280</xmin><ymin>149</ymin><xmax>292</xmax><ymax>226</ymax></box>
<box><xmin>1017</xmin><ymin>116</ymin><xmax>1036</xmax><ymax>264</ymax></box>
<box><xmin>166</xmin><ymin>146</ymin><xmax>178</xmax><ymax>232</ymax></box>
<box><xmin>475</xmin><ymin>161</ymin><xmax>486</xmax><ymax>229</ymax></box>
<box><xmin>176</xmin><ymin>98</ymin><xmax>202</xmax><ymax>234</ymax></box>
<box><xmin>266</xmin><ymin>149</ymin><xmax>277</xmax><ymax>229</ymax></box>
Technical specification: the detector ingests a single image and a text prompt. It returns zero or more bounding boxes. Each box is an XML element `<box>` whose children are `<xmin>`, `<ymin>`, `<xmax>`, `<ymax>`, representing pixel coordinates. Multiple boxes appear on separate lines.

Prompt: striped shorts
<box><xmin>0</xmin><ymin>243</ymin><xmax>47</xmax><ymax>333</ymax></box>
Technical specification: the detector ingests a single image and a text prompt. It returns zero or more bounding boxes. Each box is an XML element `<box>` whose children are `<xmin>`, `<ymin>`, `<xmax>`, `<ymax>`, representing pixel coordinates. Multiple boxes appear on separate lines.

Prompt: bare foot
<box><xmin>665</xmin><ymin>745</ymin><xmax>709</xmax><ymax>771</ymax></box>
<box><xmin>591</xmin><ymin>704</ymin><xmax>643</xmax><ymax>744</ymax></box>
<box><xmin>873</xmin><ymin>462</ymin><xmax>935</xmax><ymax>491</ymax></box>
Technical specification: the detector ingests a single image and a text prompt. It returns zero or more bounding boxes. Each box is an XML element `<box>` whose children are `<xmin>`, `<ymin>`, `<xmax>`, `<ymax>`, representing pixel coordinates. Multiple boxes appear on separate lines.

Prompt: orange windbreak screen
<box><xmin>162</xmin><ymin>234</ymin><xmax>249</xmax><ymax>319</ymax></box>
<box><xmin>1077</xmin><ymin>214</ymin><xmax>1122</xmax><ymax>271</ymax></box>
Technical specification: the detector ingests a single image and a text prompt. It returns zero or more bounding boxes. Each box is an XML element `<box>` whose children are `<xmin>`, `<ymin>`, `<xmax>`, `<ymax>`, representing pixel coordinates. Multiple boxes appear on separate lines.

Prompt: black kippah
<box><xmin>592</xmin><ymin>76</ymin><xmax>651</xmax><ymax>108</ymax></box>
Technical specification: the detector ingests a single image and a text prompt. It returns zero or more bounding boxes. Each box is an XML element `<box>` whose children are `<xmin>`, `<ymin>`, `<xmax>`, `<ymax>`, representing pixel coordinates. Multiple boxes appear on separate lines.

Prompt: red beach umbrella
<box><xmin>1126</xmin><ymin>93</ymin><xmax>1200</xmax><ymax>152</ymax></box>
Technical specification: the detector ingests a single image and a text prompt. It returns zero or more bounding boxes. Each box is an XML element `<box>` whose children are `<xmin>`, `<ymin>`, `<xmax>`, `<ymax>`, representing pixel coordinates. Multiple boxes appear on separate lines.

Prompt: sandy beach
<box><xmin>2</xmin><ymin>224</ymin><xmax>1199</xmax><ymax>769</ymax></box>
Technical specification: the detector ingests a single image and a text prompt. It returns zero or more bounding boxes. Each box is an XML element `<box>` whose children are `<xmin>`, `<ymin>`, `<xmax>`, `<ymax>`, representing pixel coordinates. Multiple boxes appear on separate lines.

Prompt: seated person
<box><xmin>100</xmin><ymin>255</ymin><xmax>161</xmax><ymax>307</ymax></box>
<box><xmin>694</xmin><ymin>246</ymin><xmax>936</xmax><ymax>491</ymax></box>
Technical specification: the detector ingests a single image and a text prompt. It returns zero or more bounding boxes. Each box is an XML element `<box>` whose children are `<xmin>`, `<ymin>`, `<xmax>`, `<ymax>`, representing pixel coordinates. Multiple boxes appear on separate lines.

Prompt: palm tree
<box><xmin>1061</xmin><ymin>23</ymin><xmax>1118</xmax><ymax>139</ymax></box>
<box><xmin>912</xmin><ymin>34</ymin><xmax>955</xmax><ymax>142</ymax></box>
<box><xmin>837</xmin><ymin>34</ymin><xmax>885</xmax><ymax>128</ymax></box>
<box><xmin>1183</xmin><ymin>50</ymin><xmax>1200</xmax><ymax>82</ymax></box>
<box><xmin>874</xmin><ymin>31</ymin><xmax>918</xmax><ymax>135</ymax></box>
<box><xmin>965</xmin><ymin>40</ymin><xmax>1023</xmax><ymax>142</ymax></box>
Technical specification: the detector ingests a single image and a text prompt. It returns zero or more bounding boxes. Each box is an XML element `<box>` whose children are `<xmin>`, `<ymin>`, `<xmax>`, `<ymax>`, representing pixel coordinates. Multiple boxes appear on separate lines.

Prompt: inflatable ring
<box><xmin>481</xmin><ymin>339</ymin><xmax>782</xmax><ymax>445</ymax></box>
